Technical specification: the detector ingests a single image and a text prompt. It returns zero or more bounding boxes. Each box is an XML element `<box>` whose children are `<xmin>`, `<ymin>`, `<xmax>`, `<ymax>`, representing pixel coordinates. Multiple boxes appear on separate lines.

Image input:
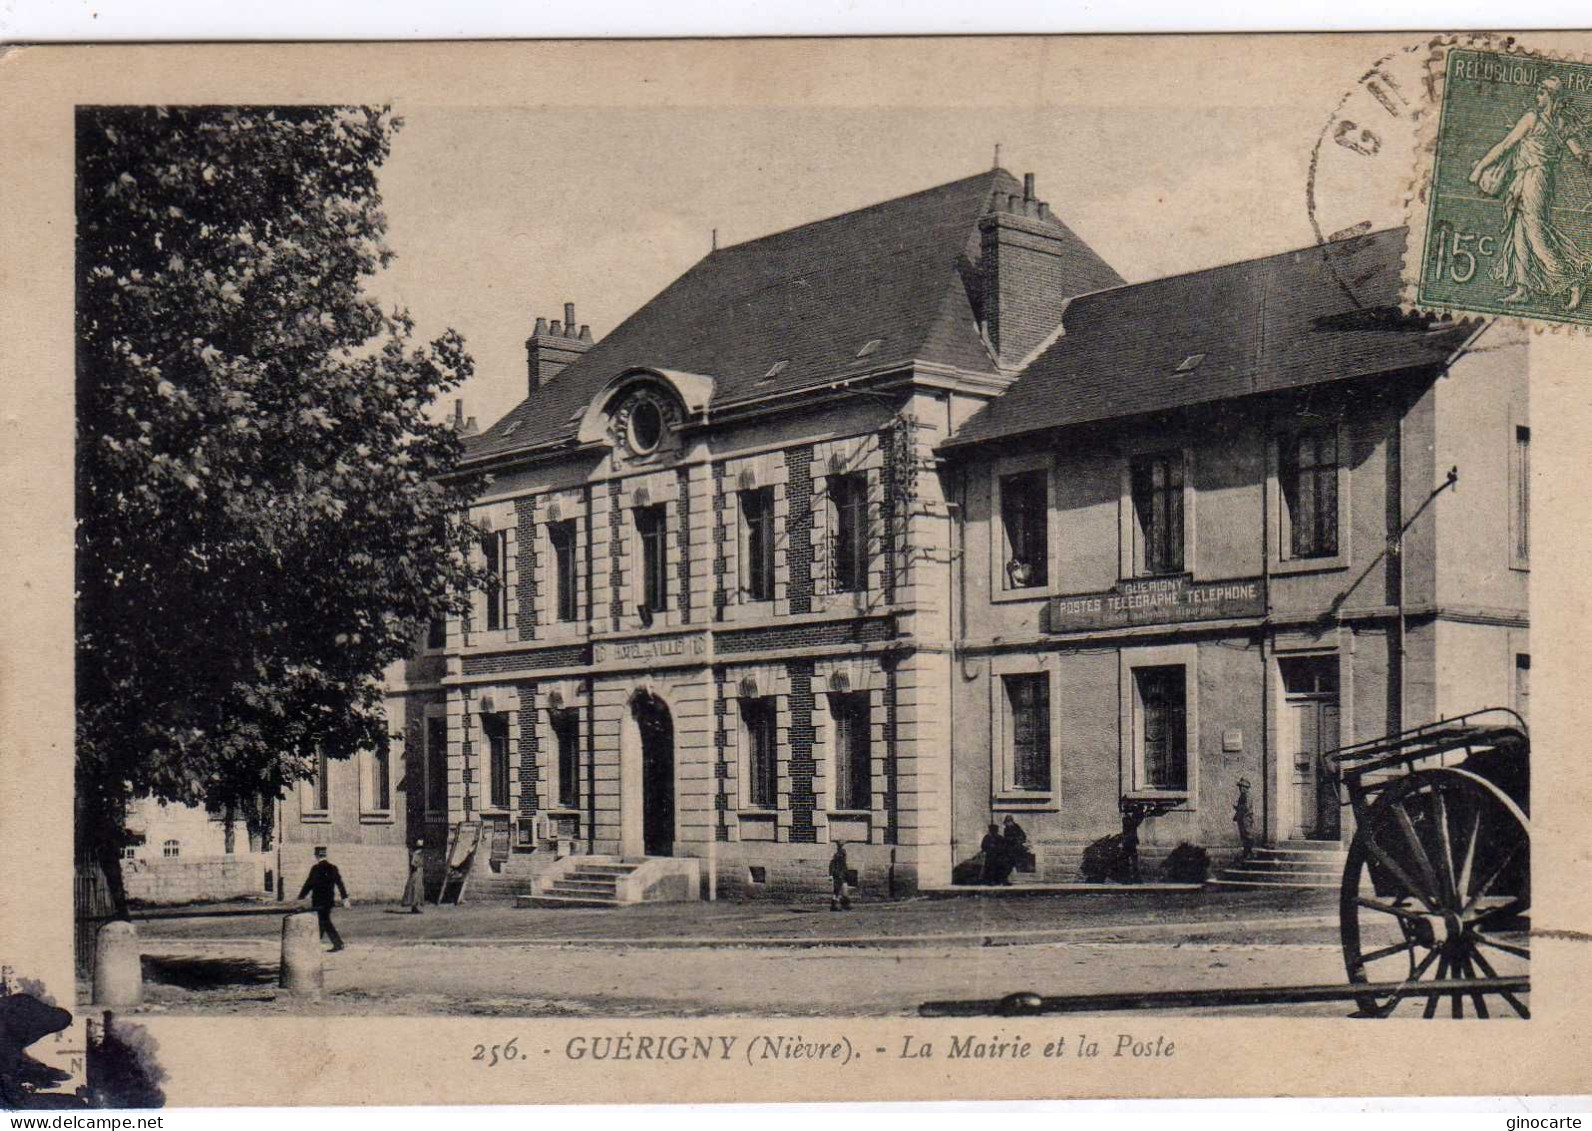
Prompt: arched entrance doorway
<box><xmin>633</xmin><ymin>690</ymin><xmax>675</xmax><ymax>857</ymax></box>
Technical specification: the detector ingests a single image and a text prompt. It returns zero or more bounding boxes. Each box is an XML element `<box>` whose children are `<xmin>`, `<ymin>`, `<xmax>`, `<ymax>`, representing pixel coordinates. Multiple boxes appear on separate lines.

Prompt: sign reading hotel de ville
<box><xmin>1046</xmin><ymin>576</ymin><xmax>1267</xmax><ymax>633</ymax></box>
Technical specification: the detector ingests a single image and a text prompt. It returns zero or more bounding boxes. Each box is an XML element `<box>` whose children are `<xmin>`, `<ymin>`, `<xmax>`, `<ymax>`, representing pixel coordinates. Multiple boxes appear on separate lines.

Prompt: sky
<box><xmin>364</xmin><ymin>36</ymin><xmax>1421</xmax><ymax>433</ymax></box>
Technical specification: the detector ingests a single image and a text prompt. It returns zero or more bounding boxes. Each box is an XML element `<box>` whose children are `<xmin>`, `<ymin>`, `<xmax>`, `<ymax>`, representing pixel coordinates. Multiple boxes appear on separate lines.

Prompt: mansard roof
<box><xmin>941</xmin><ymin>228</ymin><xmax>1478</xmax><ymax>451</ymax></box>
<box><xmin>465</xmin><ymin>168</ymin><xmax>1120</xmax><ymax>464</ymax></box>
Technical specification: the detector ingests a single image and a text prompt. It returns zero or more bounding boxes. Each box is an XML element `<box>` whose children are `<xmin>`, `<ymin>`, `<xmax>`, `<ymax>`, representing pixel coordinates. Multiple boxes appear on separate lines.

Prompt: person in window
<box><xmin>978</xmin><ymin>823</ymin><xmax>1007</xmax><ymax>886</ymax></box>
<box><xmin>828</xmin><ymin>842</ymin><xmax>853</xmax><ymax>911</ymax></box>
<box><xmin>1001</xmin><ymin>815</ymin><xmax>1033</xmax><ymax>878</ymax></box>
<box><xmin>401</xmin><ymin>839</ymin><xmax>426</xmax><ymax>914</ymax></box>
<box><xmin>297</xmin><ymin>846</ymin><xmax>349</xmax><ymax>951</ymax></box>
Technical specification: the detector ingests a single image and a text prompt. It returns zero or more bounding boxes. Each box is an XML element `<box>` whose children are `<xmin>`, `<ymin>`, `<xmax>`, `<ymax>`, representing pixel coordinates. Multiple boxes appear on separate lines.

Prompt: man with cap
<box><xmin>297</xmin><ymin>846</ymin><xmax>349</xmax><ymax>951</ymax></box>
<box><xmin>1233</xmin><ymin>779</ymin><xmax>1256</xmax><ymax>859</ymax></box>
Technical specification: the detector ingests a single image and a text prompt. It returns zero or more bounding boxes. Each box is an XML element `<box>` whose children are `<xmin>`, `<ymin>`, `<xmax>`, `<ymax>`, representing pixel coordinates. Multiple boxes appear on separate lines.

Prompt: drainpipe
<box><xmin>1260</xmin><ymin>420</ymin><xmax>1272</xmax><ymax>847</ymax></box>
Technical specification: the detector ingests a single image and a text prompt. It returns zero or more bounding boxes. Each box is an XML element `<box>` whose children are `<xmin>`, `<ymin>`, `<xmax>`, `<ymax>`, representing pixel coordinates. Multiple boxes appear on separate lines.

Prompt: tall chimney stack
<box><xmin>525</xmin><ymin>299</ymin><xmax>597</xmax><ymax>392</ymax></box>
<box><xmin>977</xmin><ymin>172</ymin><xmax>1123</xmax><ymax>367</ymax></box>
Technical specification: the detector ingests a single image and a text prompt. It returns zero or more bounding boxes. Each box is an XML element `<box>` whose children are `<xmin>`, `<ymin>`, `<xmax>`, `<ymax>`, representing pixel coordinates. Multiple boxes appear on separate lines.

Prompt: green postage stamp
<box><xmin>1414</xmin><ymin>46</ymin><xmax>1592</xmax><ymax>327</ymax></box>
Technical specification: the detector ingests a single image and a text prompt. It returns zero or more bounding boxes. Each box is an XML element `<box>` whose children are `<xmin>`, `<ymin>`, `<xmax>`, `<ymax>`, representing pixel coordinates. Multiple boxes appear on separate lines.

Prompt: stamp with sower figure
<box><xmin>1412</xmin><ymin>45</ymin><xmax>1592</xmax><ymax>326</ymax></box>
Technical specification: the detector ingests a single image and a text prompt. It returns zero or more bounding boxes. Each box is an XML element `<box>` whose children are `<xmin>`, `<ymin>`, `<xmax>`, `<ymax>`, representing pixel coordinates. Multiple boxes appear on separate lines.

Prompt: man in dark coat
<box><xmin>1001</xmin><ymin>815</ymin><xmax>1031</xmax><ymax>880</ymax></box>
<box><xmin>298</xmin><ymin>846</ymin><xmax>349</xmax><ymax>951</ymax></box>
<box><xmin>978</xmin><ymin>823</ymin><xmax>1006</xmax><ymax>885</ymax></box>
<box><xmin>828</xmin><ymin>842</ymin><xmax>852</xmax><ymax>911</ymax></box>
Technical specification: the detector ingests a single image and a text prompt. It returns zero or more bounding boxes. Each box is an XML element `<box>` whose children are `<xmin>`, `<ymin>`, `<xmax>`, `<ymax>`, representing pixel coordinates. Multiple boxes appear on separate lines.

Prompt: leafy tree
<box><xmin>75</xmin><ymin>106</ymin><xmax>483</xmax><ymax>911</ymax></box>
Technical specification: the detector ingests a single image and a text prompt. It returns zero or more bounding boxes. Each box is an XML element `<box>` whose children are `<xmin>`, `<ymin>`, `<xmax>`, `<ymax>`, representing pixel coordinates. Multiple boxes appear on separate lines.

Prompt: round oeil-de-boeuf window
<box><xmin>628</xmin><ymin>398</ymin><xmax>664</xmax><ymax>454</ymax></box>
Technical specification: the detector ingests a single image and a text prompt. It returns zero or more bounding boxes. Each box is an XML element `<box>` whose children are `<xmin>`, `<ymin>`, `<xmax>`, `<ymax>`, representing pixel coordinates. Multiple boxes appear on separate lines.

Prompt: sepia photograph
<box><xmin>4</xmin><ymin>31</ymin><xmax>1590</xmax><ymax>1109</ymax></box>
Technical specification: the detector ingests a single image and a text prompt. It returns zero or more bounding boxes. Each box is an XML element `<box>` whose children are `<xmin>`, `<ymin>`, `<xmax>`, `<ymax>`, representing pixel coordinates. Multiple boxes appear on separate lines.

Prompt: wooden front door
<box><xmin>1280</xmin><ymin>656</ymin><xmax>1341</xmax><ymax>840</ymax></box>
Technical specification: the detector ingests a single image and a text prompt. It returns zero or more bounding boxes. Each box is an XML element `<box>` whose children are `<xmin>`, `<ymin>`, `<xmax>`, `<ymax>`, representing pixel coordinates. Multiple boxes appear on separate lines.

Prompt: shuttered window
<box><xmin>546</xmin><ymin>520</ymin><xmax>579</xmax><ymax>623</ymax></box>
<box><xmin>553</xmin><ymin>709</ymin><xmax>580</xmax><ymax>809</ymax></box>
<box><xmin>426</xmin><ymin>715</ymin><xmax>448</xmax><ymax>815</ymax></box>
<box><xmin>742</xmin><ymin>698</ymin><xmax>778</xmax><ymax>810</ymax></box>
<box><xmin>830</xmin><ymin>474</ymin><xmax>869</xmax><ymax>593</ymax></box>
<box><xmin>831</xmin><ymin>693</ymin><xmax>872</xmax><ymax>809</ymax></box>
<box><xmin>1282</xmin><ymin>428</ymin><xmax>1340</xmax><ymax>559</ymax></box>
<box><xmin>741</xmin><ymin>488</ymin><xmax>776</xmax><ymax>602</ymax></box>
<box><xmin>1000</xmin><ymin>470</ymin><xmax>1049</xmax><ymax>589</ymax></box>
<box><xmin>1135</xmin><ymin>666</ymin><xmax>1188</xmax><ymax>791</ymax></box>
<box><xmin>1005</xmin><ymin>674</ymin><xmax>1052</xmax><ymax>792</ymax></box>
<box><xmin>1131</xmin><ymin>452</ymin><xmax>1185</xmax><ymax>575</ymax></box>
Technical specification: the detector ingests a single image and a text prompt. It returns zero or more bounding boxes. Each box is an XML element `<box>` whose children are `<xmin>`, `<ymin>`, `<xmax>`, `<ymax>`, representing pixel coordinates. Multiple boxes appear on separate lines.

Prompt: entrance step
<box><xmin>1211</xmin><ymin>842</ymin><xmax>1347</xmax><ymax>890</ymax></box>
<box><xmin>518</xmin><ymin>855</ymin><xmax>700</xmax><ymax>908</ymax></box>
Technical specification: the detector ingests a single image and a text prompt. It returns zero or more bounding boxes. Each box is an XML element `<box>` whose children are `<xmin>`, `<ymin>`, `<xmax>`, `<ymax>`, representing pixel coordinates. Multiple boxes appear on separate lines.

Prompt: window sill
<box><xmin>736</xmin><ymin>809</ymin><xmax>778</xmax><ymax>820</ymax></box>
<box><xmin>1270</xmin><ymin>554</ymin><xmax>1347</xmax><ymax>576</ymax></box>
<box><xmin>826</xmin><ymin>808</ymin><xmax>873</xmax><ymax>819</ymax></box>
<box><xmin>1124</xmin><ymin>789</ymin><xmax>1194</xmax><ymax>809</ymax></box>
<box><xmin>990</xmin><ymin>586</ymin><xmax>1051</xmax><ymax>605</ymax></box>
<box><xmin>1509</xmin><ymin>560</ymin><xmax>1530</xmax><ymax>574</ymax></box>
<box><xmin>359</xmin><ymin>812</ymin><xmax>395</xmax><ymax>825</ymax></box>
<box><xmin>298</xmin><ymin>814</ymin><xmax>331</xmax><ymax>824</ymax></box>
<box><xmin>993</xmin><ymin>792</ymin><xmax>1058</xmax><ymax>811</ymax></box>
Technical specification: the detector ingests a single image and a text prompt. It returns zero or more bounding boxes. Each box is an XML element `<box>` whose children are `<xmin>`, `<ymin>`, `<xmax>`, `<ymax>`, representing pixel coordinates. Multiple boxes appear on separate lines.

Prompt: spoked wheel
<box><xmin>1341</xmin><ymin>767</ymin><xmax>1529</xmax><ymax>1018</ymax></box>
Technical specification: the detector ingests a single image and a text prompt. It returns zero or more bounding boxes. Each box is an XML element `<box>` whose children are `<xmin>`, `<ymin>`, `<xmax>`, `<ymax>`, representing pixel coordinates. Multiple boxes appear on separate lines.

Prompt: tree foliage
<box><xmin>75</xmin><ymin>106</ymin><xmax>483</xmax><ymax>899</ymax></box>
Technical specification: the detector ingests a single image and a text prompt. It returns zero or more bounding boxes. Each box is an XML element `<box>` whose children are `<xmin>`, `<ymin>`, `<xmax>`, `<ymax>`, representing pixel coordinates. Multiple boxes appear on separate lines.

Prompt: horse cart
<box><xmin>921</xmin><ymin>708</ymin><xmax>1530</xmax><ymax>1020</ymax></box>
<box><xmin>1330</xmin><ymin>708</ymin><xmax>1530</xmax><ymax>1018</ymax></box>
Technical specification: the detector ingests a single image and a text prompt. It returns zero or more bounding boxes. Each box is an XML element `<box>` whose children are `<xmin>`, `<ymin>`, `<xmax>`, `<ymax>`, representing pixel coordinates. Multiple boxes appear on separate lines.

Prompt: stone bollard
<box><xmin>93</xmin><ymin>920</ymin><xmax>143</xmax><ymax>1007</ymax></box>
<box><xmin>280</xmin><ymin>912</ymin><xmax>324</xmax><ymax>998</ymax></box>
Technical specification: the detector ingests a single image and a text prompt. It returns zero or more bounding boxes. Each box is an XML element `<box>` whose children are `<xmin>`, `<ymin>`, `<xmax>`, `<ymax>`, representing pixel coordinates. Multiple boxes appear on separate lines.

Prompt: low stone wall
<box><xmin>122</xmin><ymin>854</ymin><xmax>270</xmax><ymax>905</ymax></box>
<box><xmin>697</xmin><ymin>842</ymin><xmax>910</xmax><ymax>901</ymax></box>
<box><xmin>278</xmin><ymin>842</ymin><xmax>409</xmax><ymax>903</ymax></box>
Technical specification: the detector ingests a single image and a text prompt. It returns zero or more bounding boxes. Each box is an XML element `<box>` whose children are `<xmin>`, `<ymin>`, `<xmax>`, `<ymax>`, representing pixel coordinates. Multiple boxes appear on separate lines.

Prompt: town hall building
<box><xmin>276</xmin><ymin>168</ymin><xmax>1528</xmax><ymax>901</ymax></box>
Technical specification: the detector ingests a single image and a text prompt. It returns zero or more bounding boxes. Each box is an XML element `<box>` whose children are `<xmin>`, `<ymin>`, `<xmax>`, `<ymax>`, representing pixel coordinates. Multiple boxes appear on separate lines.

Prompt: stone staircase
<box><xmin>517</xmin><ymin>855</ymin><xmax>700</xmax><ymax>908</ymax></box>
<box><xmin>1209</xmin><ymin>841</ymin><xmax>1347</xmax><ymax>890</ymax></box>
<box><xmin>455</xmin><ymin>853</ymin><xmax>544</xmax><ymax>902</ymax></box>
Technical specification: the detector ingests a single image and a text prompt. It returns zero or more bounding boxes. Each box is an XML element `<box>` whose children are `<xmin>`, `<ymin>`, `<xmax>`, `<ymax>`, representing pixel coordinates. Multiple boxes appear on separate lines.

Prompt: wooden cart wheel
<box><xmin>1340</xmin><ymin>767</ymin><xmax>1529</xmax><ymax>1018</ymax></box>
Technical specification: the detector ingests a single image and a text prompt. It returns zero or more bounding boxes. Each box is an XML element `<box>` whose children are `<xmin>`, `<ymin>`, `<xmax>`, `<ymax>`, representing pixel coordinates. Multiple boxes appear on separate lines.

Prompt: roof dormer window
<box><xmin>627</xmin><ymin>398</ymin><xmax>664</xmax><ymax>454</ymax></box>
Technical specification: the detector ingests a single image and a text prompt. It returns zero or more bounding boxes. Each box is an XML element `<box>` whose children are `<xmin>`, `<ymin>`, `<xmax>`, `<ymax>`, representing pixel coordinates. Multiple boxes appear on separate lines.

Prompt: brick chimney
<box><xmin>977</xmin><ymin>173</ymin><xmax>1098</xmax><ymax>367</ymax></box>
<box><xmin>451</xmin><ymin>398</ymin><xmax>478</xmax><ymax>438</ymax></box>
<box><xmin>526</xmin><ymin>301</ymin><xmax>594</xmax><ymax>392</ymax></box>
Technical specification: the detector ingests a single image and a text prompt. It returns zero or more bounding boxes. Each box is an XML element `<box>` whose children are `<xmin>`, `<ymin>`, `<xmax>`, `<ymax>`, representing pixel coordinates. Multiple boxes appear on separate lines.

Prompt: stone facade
<box><xmin>274</xmin><ymin>172</ymin><xmax>1529</xmax><ymax>901</ymax></box>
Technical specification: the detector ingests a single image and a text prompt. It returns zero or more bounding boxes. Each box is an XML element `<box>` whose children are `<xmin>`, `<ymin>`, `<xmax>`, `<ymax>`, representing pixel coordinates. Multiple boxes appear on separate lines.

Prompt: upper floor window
<box><xmin>830</xmin><ymin>473</ymin><xmax>869</xmax><ymax>593</ymax></box>
<box><xmin>1513</xmin><ymin>425</ymin><xmax>1530</xmax><ymax>567</ymax></box>
<box><xmin>425</xmin><ymin>714</ymin><xmax>448</xmax><ymax>815</ymax></box>
<box><xmin>1134</xmin><ymin>665</ymin><xmax>1188</xmax><ymax>791</ymax></box>
<box><xmin>831</xmin><ymin>692</ymin><xmax>872</xmax><ymax>810</ymax></box>
<box><xmin>363</xmin><ymin>746</ymin><xmax>391</xmax><ymax>813</ymax></box>
<box><xmin>313</xmin><ymin>747</ymin><xmax>331</xmax><ymax>812</ymax></box>
<box><xmin>740</xmin><ymin>487</ymin><xmax>776</xmax><ymax>602</ymax></box>
<box><xmin>635</xmin><ymin>505</ymin><xmax>669</xmax><ymax>614</ymax></box>
<box><xmin>1004</xmin><ymin>673</ymin><xmax>1052</xmax><ymax>792</ymax></box>
<box><xmin>1000</xmin><ymin>469</ymin><xmax>1049</xmax><ymax>589</ymax></box>
<box><xmin>162</xmin><ymin>839</ymin><xmax>181</xmax><ymax>859</ymax></box>
<box><xmin>549</xmin><ymin>519</ymin><xmax>579</xmax><ymax>622</ymax></box>
<box><xmin>426</xmin><ymin>616</ymin><xmax>446</xmax><ymax>650</ymax></box>
<box><xmin>483</xmin><ymin>712</ymin><xmax>510</xmax><ymax>811</ymax></box>
<box><xmin>553</xmin><ymin>709</ymin><xmax>581</xmax><ymax>810</ymax></box>
<box><xmin>1281</xmin><ymin>428</ymin><xmax>1340</xmax><ymax>559</ymax></box>
<box><xmin>1131</xmin><ymin>451</ymin><xmax>1185</xmax><ymax>576</ymax></box>
<box><xmin>481</xmin><ymin>528</ymin><xmax>509</xmax><ymax>631</ymax></box>
<box><xmin>741</xmin><ymin>697</ymin><xmax>778</xmax><ymax>810</ymax></box>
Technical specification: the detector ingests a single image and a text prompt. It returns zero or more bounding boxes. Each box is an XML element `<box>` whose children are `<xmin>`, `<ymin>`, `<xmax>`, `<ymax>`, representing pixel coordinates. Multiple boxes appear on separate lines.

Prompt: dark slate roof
<box><xmin>942</xmin><ymin>228</ymin><xmax>1476</xmax><ymax>451</ymax></box>
<box><xmin>465</xmin><ymin>168</ymin><xmax>1122</xmax><ymax>463</ymax></box>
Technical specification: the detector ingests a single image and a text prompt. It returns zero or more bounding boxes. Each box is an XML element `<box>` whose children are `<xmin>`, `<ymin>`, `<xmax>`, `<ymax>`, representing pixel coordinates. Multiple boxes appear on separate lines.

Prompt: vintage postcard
<box><xmin>2</xmin><ymin>33</ymin><xmax>1591</xmax><ymax>1109</ymax></box>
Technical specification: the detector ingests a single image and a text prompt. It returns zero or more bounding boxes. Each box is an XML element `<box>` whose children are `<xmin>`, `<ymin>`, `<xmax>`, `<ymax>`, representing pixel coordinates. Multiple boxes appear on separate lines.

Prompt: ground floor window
<box><xmin>1134</xmin><ymin>665</ymin><xmax>1188</xmax><ymax>791</ymax></box>
<box><xmin>483</xmin><ymin>712</ymin><xmax>511</xmax><ymax>810</ymax></box>
<box><xmin>425</xmin><ymin>714</ymin><xmax>448</xmax><ymax>815</ymax></box>
<box><xmin>741</xmin><ymin>697</ymin><xmax>778</xmax><ymax>810</ymax></box>
<box><xmin>553</xmin><ymin>708</ymin><xmax>581</xmax><ymax>809</ymax></box>
<box><xmin>830</xmin><ymin>692</ymin><xmax>872</xmax><ymax>809</ymax></box>
<box><xmin>1004</xmin><ymin>673</ymin><xmax>1052</xmax><ymax>792</ymax></box>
